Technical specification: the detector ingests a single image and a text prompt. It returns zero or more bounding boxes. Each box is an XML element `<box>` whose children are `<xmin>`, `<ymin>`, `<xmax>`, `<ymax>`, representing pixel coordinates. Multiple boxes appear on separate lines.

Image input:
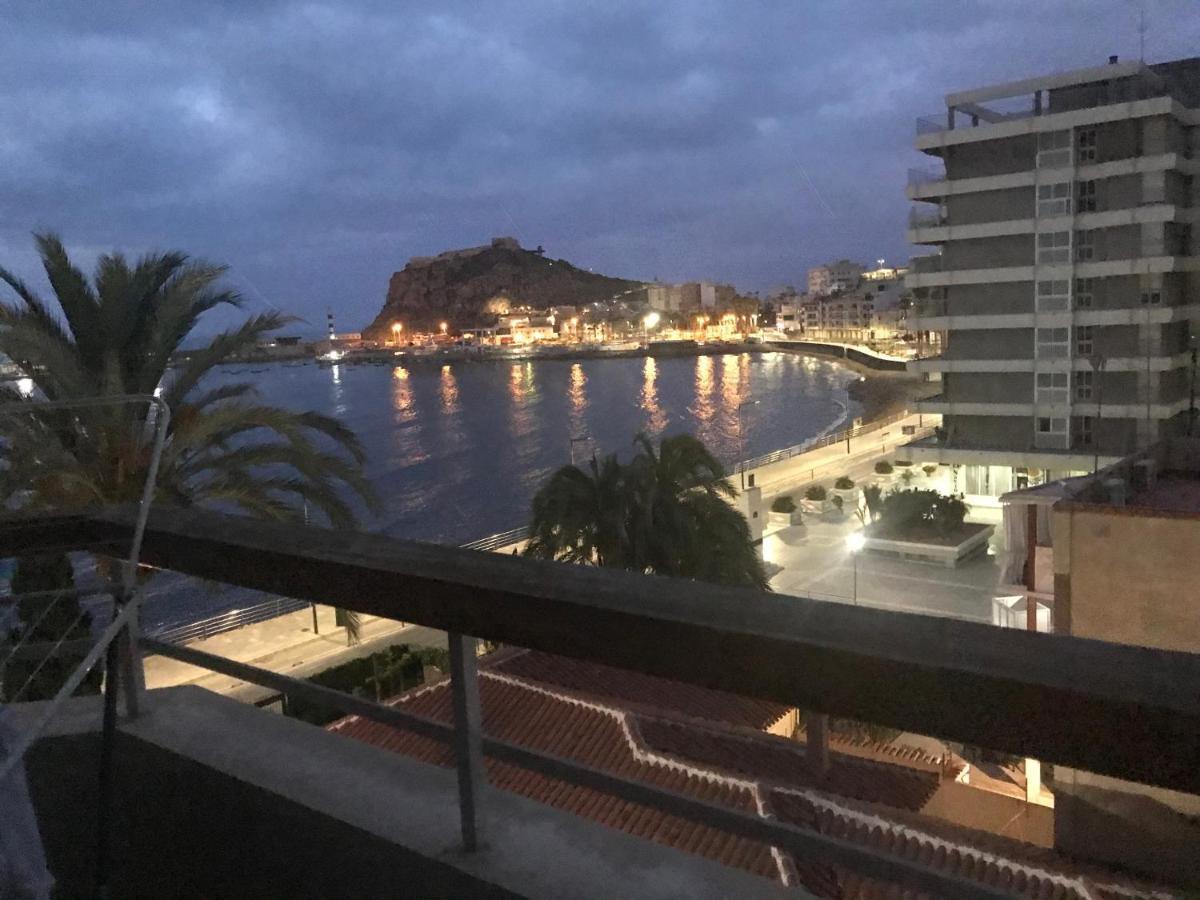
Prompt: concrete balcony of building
<box><xmin>914</xmin><ymin>81</ymin><xmax>1187</xmax><ymax>154</ymax></box>
<box><xmin>906</xmin><ymin>254</ymin><xmax>1200</xmax><ymax>290</ymax></box>
<box><xmin>910</xmin><ymin>350</ymin><xmax>1195</xmax><ymax>376</ymax></box>
<box><xmin>907</xmin><ymin>152</ymin><xmax>1200</xmax><ymax>204</ymax></box>
<box><xmin>909</xmin><ymin>301</ymin><xmax>1200</xmax><ymax>333</ymax></box>
<box><xmin>5</xmin><ymin>504</ymin><xmax>1200</xmax><ymax>897</ymax></box>
<box><xmin>907</xmin><ymin>202</ymin><xmax>1199</xmax><ymax>246</ymax></box>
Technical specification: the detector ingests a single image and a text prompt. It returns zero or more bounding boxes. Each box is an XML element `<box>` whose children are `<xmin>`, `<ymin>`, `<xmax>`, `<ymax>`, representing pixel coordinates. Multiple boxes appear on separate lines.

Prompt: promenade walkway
<box><xmin>143</xmin><ymin>605</ymin><xmax>446</xmax><ymax>702</ymax></box>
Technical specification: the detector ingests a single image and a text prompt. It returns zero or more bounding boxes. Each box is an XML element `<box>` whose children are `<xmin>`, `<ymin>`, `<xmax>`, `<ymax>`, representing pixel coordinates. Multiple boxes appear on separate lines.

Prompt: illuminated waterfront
<box><xmin>229</xmin><ymin>351</ymin><xmax>859</xmax><ymax>544</ymax></box>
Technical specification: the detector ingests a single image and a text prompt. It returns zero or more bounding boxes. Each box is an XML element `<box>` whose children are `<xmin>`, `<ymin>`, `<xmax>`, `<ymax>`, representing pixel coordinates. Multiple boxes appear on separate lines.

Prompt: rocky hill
<box><xmin>363</xmin><ymin>237</ymin><xmax>644</xmax><ymax>337</ymax></box>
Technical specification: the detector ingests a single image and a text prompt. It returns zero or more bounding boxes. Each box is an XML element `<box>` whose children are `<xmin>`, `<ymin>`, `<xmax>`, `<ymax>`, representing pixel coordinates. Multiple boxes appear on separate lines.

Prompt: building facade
<box><xmin>905</xmin><ymin>56</ymin><xmax>1200</xmax><ymax>488</ymax></box>
<box><xmin>807</xmin><ymin>259</ymin><xmax>863</xmax><ymax>296</ymax></box>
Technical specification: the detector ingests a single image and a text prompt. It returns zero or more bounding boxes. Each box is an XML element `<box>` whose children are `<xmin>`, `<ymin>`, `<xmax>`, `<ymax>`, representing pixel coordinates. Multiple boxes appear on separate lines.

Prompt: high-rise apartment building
<box><xmin>904</xmin><ymin>57</ymin><xmax>1200</xmax><ymax>498</ymax></box>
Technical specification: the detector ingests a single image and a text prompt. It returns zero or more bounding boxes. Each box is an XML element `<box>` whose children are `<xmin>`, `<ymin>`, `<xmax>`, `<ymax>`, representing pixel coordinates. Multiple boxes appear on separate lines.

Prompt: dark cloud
<box><xmin>2</xmin><ymin>1</ymin><xmax>1197</xmax><ymax>333</ymax></box>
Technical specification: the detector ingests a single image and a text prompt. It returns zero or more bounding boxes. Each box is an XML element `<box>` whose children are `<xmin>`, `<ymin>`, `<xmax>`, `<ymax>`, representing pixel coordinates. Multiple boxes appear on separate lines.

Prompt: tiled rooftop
<box><xmin>1128</xmin><ymin>473</ymin><xmax>1200</xmax><ymax>514</ymax></box>
<box><xmin>329</xmin><ymin>649</ymin><xmax>1178</xmax><ymax>898</ymax></box>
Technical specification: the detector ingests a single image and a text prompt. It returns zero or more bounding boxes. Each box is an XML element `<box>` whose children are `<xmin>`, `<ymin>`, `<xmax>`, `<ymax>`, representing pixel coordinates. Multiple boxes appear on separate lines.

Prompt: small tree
<box><xmin>834</xmin><ymin>475</ymin><xmax>855</xmax><ymax>490</ymax></box>
<box><xmin>861</xmin><ymin>484</ymin><xmax>883</xmax><ymax>522</ymax></box>
<box><xmin>804</xmin><ymin>484</ymin><xmax>827</xmax><ymax>501</ymax></box>
<box><xmin>922</xmin><ymin>464</ymin><xmax>938</xmax><ymax>477</ymax></box>
<box><xmin>874</xmin><ymin>460</ymin><xmax>893</xmax><ymax>475</ymax></box>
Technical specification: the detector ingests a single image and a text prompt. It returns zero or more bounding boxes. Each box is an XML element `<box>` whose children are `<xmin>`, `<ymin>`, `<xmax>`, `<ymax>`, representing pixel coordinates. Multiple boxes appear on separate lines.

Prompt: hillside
<box><xmin>363</xmin><ymin>236</ymin><xmax>644</xmax><ymax>337</ymax></box>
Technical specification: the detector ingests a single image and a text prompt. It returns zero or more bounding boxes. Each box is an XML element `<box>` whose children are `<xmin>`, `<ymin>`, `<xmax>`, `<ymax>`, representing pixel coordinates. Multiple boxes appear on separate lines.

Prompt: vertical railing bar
<box><xmin>448</xmin><ymin>632</ymin><xmax>485</xmax><ymax>852</ymax></box>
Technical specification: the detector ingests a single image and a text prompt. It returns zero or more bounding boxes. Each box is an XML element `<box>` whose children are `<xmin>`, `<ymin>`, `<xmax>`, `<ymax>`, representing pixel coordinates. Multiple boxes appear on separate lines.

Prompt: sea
<box><xmin>142</xmin><ymin>350</ymin><xmax>861</xmax><ymax>629</ymax></box>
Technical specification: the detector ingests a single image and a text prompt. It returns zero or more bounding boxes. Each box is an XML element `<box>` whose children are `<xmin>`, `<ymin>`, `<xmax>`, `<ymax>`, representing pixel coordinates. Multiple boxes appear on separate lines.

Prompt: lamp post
<box><xmin>440</xmin><ymin>321</ymin><xmax>448</xmax><ymax>337</ymax></box>
<box><xmin>642</xmin><ymin>311</ymin><xmax>660</xmax><ymax>342</ymax></box>
<box><xmin>391</xmin><ymin>322</ymin><xmax>403</xmax><ymax>346</ymax></box>
<box><xmin>846</xmin><ymin>531</ymin><xmax>866</xmax><ymax>604</ymax></box>
<box><xmin>1087</xmin><ymin>351</ymin><xmax>1106</xmax><ymax>472</ymax></box>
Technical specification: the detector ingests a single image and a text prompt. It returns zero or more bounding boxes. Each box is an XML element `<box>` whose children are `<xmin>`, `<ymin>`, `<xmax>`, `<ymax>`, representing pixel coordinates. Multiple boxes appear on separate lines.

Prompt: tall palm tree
<box><xmin>525</xmin><ymin>432</ymin><xmax>769</xmax><ymax>590</ymax></box>
<box><xmin>0</xmin><ymin>233</ymin><xmax>378</xmax><ymax>642</ymax></box>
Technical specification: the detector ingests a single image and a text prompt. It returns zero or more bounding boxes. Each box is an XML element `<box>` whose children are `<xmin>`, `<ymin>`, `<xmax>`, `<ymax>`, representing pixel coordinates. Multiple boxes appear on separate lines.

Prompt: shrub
<box><xmin>900</xmin><ymin>469</ymin><xmax>915</xmax><ymax>485</ymax></box>
<box><xmin>922</xmin><ymin>464</ymin><xmax>938</xmax><ymax>477</ymax></box>
<box><xmin>770</xmin><ymin>495</ymin><xmax>797</xmax><ymax>514</ymax></box>
<box><xmin>804</xmin><ymin>485</ymin><xmax>827</xmax><ymax>501</ymax></box>
<box><xmin>893</xmin><ymin>459</ymin><xmax>913</xmax><ymax>467</ymax></box>
<box><xmin>834</xmin><ymin>475</ymin><xmax>855</xmax><ymax>489</ymax></box>
<box><xmin>830</xmin><ymin>494</ymin><xmax>844</xmax><ymax>511</ymax></box>
<box><xmin>284</xmin><ymin>642</ymin><xmax>446</xmax><ymax>725</ymax></box>
<box><xmin>877</xmin><ymin>489</ymin><xmax>969</xmax><ymax>536</ymax></box>
<box><xmin>873</xmin><ymin>461</ymin><xmax>893</xmax><ymax>475</ymax></box>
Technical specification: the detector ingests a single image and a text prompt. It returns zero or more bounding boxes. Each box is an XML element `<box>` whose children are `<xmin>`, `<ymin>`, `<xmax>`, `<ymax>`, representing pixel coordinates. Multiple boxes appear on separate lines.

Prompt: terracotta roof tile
<box><xmin>328</xmin><ymin>651</ymin><xmax>1180</xmax><ymax>899</ymax></box>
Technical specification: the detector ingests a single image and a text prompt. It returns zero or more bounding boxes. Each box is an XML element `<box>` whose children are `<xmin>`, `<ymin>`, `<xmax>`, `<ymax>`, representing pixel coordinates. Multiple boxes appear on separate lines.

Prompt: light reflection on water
<box><xmin>219</xmin><ymin>352</ymin><xmax>859</xmax><ymax>544</ymax></box>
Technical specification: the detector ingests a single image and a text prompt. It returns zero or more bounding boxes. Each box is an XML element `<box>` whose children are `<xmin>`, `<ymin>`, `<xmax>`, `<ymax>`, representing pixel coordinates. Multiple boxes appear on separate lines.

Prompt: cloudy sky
<box><xmin>2</xmin><ymin>1</ymin><xmax>1198</xmax><ymax>334</ymax></box>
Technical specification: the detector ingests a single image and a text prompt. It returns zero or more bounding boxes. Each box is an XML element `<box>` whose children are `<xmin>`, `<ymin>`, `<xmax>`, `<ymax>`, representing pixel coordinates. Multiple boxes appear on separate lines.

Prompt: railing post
<box><xmin>448</xmin><ymin>632</ymin><xmax>485</xmax><ymax>852</ymax></box>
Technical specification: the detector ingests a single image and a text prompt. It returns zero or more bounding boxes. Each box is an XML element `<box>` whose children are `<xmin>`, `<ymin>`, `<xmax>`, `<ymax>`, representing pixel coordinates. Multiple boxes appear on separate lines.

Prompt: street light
<box><xmin>440</xmin><ymin>321</ymin><xmax>448</xmax><ymax>336</ymax></box>
<box><xmin>846</xmin><ymin>531</ymin><xmax>866</xmax><ymax>604</ymax></box>
<box><xmin>642</xmin><ymin>311</ymin><xmax>660</xmax><ymax>341</ymax></box>
<box><xmin>1087</xmin><ymin>352</ymin><xmax>1107</xmax><ymax>472</ymax></box>
<box><xmin>391</xmin><ymin>322</ymin><xmax>403</xmax><ymax>345</ymax></box>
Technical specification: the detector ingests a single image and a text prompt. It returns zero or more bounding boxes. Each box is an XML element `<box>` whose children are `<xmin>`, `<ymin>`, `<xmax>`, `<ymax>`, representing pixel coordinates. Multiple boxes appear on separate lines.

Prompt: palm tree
<box><xmin>0</xmin><ymin>233</ymin><xmax>378</xmax><ymax>644</ymax></box>
<box><xmin>525</xmin><ymin>432</ymin><xmax>769</xmax><ymax>590</ymax></box>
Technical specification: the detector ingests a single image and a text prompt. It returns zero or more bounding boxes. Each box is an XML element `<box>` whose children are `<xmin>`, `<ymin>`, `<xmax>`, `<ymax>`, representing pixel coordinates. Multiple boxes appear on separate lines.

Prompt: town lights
<box><xmin>391</xmin><ymin>322</ymin><xmax>403</xmax><ymax>344</ymax></box>
<box><xmin>643</xmin><ymin>312</ymin><xmax>660</xmax><ymax>329</ymax></box>
<box><xmin>440</xmin><ymin>321</ymin><xmax>448</xmax><ymax>334</ymax></box>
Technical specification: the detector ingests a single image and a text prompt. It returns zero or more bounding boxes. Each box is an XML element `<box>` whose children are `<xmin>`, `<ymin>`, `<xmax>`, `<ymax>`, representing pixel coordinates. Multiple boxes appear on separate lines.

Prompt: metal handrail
<box><xmin>150</xmin><ymin>596</ymin><xmax>310</xmax><ymax>644</ymax></box>
<box><xmin>140</xmin><ymin>635</ymin><xmax>1012</xmax><ymax>900</ymax></box>
<box><xmin>0</xmin><ymin>395</ymin><xmax>169</xmax><ymax>778</ymax></box>
<box><xmin>735</xmin><ymin>409</ymin><xmax>913</xmax><ymax>473</ymax></box>
<box><xmin>460</xmin><ymin>526</ymin><xmax>530</xmax><ymax>553</ymax></box>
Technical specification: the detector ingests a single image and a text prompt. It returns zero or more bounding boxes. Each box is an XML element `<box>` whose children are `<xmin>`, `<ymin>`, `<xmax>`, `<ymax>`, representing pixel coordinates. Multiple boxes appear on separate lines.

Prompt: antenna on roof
<box><xmin>1129</xmin><ymin>0</ymin><xmax>1147</xmax><ymax>61</ymax></box>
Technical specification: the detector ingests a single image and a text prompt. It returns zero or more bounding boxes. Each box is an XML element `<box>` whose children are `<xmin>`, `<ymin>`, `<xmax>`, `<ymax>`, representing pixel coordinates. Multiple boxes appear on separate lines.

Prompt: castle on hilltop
<box><xmin>406</xmin><ymin>236</ymin><xmax>522</xmax><ymax>269</ymax></box>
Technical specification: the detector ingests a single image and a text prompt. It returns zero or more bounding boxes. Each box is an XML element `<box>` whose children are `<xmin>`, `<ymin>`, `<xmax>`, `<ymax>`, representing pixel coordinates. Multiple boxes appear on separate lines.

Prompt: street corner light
<box><xmin>846</xmin><ymin>531</ymin><xmax>866</xmax><ymax>554</ymax></box>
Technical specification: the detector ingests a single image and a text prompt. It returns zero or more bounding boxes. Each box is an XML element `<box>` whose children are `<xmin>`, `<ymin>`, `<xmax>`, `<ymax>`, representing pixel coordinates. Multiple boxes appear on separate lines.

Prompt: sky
<box><xmin>2</xmin><ymin>1</ymin><xmax>1199</xmax><ymax>336</ymax></box>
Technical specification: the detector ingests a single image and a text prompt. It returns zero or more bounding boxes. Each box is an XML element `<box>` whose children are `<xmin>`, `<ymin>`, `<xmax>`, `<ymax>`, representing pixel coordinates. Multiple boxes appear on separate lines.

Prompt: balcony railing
<box><xmin>909</xmin><ymin>254</ymin><xmax>943</xmax><ymax>275</ymax></box>
<box><xmin>907</xmin><ymin>206</ymin><xmax>946</xmax><ymax>229</ymax></box>
<box><xmin>5</xmin><ymin>505</ymin><xmax>1200</xmax><ymax>897</ymax></box>
<box><xmin>906</xmin><ymin>165</ymin><xmax>945</xmax><ymax>186</ymax></box>
<box><xmin>915</xmin><ymin>114</ymin><xmax>945</xmax><ymax>135</ymax></box>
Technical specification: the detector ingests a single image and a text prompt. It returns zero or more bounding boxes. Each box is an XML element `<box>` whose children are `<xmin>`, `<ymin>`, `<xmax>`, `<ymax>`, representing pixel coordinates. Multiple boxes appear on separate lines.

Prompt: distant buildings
<box><xmin>904</xmin><ymin>56</ymin><xmax>1200</xmax><ymax>499</ymax></box>
<box><xmin>646</xmin><ymin>281</ymin><xmax>735</xmax><ymax>313</ymax></box>
<box><xmin>807</xmin><ymin>258</ymin><xmax>863</xmax><ymax>296</ymax></box>
<box><xmin>778</xmin><ymin>260</ymin><xmax>910</xmax><ymax>344</ymax></box>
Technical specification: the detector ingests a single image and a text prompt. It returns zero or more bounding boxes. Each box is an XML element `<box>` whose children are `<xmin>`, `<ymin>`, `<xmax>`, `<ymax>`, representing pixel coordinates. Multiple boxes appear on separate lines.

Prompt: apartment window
<box><xmin>1077</xmin><ymin>127</ymin><xmax>1097</xmax><ymax>163</ymax></box>
<box><xmin>1036</xmin><ymin>371</ymin><xmax>1068</xmax><ymax>404</ymax></box>
<box><xmin>1076</xmin><ymin>415</ymin><xmax>1095</xmax><ymax>446</ymax></box>
<box><xmin>1076</xmin><ymin>325</ymin><xmax>1094</xmax><ymax>356</ymax></box>
<box><xmin>1140</xmin><ymin>290</ymin><xmax>1162</xmax><ymax>305</ymax></box>
<box><xmin>1076</xmin><ymin>180</ymin><xmax>1097</xmax><ymax>212</ymax></box>
<box><xmin>1075</xmin><ymin>369</ymin><xmax>1094</xmax><ymax>399</ymax></box>
<box><xmin>1074</xmin><ymin>277</ymin><xmax>1094</xmax><ymax>308</ymax></box>
<box><xmin>1037</xmin><ymin>326</ymin><xmax>1069</xmax><ymax>359</ymax></box>
<box><xmin>1037</xmin><ymin>130</ymin><xmax>1072</xmax><ymax>168</ymax></box>
<box><xmin>1075</xmin><ymin>229</ymin><xmax>1095</xmax><ymax>262</ymax></box>
<box><xmin>1037</xmin><ymin>182</ymin><xmax>1072</xmax><ymax>216</ymax></box>
<box><xmin>1036</xmin><ymin>279</ymin><xmax>1069</xmax><ymax>311</ymax></box>
<box><xmin>1037</xmin><ymin>231</ymin><xmax>1070</xmax><ymax>265</ymax></box>
<box><xmin>1037</xmin><ymin>417</ymin><xmax>1066</xmax><ymax>433</ymax></box>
